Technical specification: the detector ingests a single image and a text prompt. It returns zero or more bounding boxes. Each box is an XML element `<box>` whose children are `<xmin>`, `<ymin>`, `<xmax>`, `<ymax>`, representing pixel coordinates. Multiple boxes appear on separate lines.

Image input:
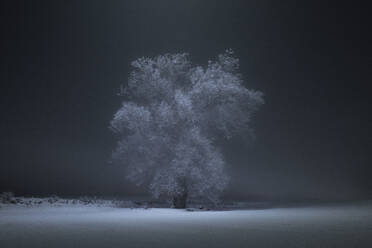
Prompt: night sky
<box><xmin>1</xmin><ymin>0</ymin><xmax>371</xmax><ymax>201</ymax></box>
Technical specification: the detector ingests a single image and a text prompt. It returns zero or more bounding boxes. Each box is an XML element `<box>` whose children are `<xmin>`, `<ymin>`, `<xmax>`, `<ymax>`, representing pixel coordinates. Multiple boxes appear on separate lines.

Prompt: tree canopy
<box><xmin>110</xmin><ymin>50</ymin><xmax>263</xmax><ymax>207</ymax></box>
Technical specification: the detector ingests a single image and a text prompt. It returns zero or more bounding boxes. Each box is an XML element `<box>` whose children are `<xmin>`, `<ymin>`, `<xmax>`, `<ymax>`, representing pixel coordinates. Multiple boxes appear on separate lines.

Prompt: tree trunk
<box><xmin>173</xmin><ymin>191</ymin><xmax>187</xmax><ymax>209</ymax></box>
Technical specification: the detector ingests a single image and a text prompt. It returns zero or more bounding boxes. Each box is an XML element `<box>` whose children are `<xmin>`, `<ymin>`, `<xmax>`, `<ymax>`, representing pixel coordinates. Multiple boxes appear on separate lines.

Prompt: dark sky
<box><xmin>1</xmin><ymin>0</ymin><xmax>371</xmax><ymax>200</ymax></box>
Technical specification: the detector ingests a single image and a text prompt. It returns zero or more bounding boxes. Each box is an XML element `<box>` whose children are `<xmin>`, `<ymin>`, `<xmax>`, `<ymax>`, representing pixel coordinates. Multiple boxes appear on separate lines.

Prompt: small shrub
<box><xmin>0</xmin><ymin>192</ymin><xmax>15</xmax><ymax>204</ymax></box>
<box><xmin>79</xmin><ymin>196</ymin><xmax>96</xmax><ymax>205</ymax></box>
<box><xmin>47</xmin><ymin>195</ymin><xmax>60</xmax><ymax>204</ymax></box>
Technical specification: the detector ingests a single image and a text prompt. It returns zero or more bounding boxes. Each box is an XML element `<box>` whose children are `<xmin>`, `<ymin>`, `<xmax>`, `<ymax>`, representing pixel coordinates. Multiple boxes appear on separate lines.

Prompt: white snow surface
<box><xmin>1</xmin><ymin>201</ymin><xmax>372</xmax><ymax>248</ymax></box>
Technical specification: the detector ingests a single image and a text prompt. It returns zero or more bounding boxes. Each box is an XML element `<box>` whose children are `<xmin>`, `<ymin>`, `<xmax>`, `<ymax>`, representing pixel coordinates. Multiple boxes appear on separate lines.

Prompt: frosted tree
<box><xmin>110</xmin><ymin>50</ymin><xmax>263</xmax><ymax>208</ymax></box>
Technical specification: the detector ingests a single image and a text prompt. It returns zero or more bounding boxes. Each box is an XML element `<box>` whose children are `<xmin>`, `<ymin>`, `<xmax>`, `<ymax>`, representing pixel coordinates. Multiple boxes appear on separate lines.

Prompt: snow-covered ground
<box><xmin>1</xmin><ymin>201</ymin><xmax>372</xmax><ymax>248</ymax></box>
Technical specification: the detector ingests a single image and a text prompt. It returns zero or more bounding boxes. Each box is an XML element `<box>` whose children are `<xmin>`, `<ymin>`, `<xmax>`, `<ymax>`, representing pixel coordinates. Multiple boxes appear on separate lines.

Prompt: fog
<box><xmin>0</xmin><ymin>1</ymin><xmax>371</xmax><ymax>201</ymax></box>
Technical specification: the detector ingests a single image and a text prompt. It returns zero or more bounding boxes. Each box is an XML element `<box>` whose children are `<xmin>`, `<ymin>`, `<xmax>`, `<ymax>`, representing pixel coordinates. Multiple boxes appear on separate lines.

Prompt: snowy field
<box><xmin>1</xmin><ymin>201</ymin><xmax>372</xmax><ymax>248</ymax></box>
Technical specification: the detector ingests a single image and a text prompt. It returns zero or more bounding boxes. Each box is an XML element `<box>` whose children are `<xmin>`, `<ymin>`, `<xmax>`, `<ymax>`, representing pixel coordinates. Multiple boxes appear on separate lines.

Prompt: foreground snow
<box><xmin>1</xmin><ymin>202</ymin><xmax>372</xmax><ymax>248</ymax></box>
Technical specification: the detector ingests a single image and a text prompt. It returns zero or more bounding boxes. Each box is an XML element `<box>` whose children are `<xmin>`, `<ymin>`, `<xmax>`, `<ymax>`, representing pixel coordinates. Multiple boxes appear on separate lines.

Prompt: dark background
<box><xmin>1</xmin><ymin>0</ymin><xmax>371</xmax><ymax>201</ymax></box>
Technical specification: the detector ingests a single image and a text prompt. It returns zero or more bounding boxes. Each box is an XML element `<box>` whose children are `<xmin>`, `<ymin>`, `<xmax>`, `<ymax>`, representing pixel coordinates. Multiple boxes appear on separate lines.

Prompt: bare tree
<box><xmin>110</xmin><ymin>50</ymin><xmax>263</xmax><ymax>208</ymax></box>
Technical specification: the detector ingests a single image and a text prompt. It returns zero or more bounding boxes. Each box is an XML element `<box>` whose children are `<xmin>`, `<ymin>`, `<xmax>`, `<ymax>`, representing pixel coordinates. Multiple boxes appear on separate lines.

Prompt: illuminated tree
<box><xmin>110</xmin><ymin>50</ymin><xmax>263</xmax><ymax>208</ymax></box>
